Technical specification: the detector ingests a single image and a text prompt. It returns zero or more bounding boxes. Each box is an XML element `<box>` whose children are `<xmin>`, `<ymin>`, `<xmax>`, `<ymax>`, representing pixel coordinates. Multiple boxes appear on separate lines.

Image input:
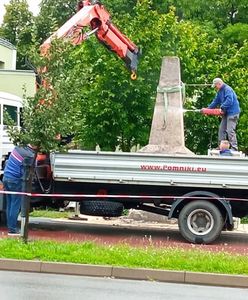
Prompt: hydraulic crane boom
<box><xmin>40</xmin><ymin>0</ymin><xmax>140</xmax><ymax>79</ymax></box>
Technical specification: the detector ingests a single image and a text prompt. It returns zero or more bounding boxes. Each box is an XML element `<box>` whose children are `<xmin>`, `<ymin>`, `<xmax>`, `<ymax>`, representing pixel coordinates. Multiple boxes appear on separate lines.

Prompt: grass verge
<box><xmin>241</xmin><ymin>217</ymin><xmax>248</xmax><ymax>224</ymax></box>
<box><xmin>0</xmin><ymin>239</ymin><xmax>248</xmax><ymax>275</ymax></box>
<box><xmin>29</xmin><ymin>209</ymin><xmax>70</xmax><ymax>219</ymax></box>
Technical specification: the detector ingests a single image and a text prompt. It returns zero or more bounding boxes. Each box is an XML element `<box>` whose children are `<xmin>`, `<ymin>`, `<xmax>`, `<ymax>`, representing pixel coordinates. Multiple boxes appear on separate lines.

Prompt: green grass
<box><xmin>241</xmin><ymin>217</ymin><xmax>248</xmax><ymax>224</ymax></box>
<box><xmin>29</xmin><ymin>209</ymin><xmax>128</xmax><ymax>218</ymax></box>
<box><xmin>0</xmin><ymin>239</ymin><xmax>247</xmax><ymax>275</ymax></box>
<box><xmin>29</xmin><ymin>209</ymin><xmax>70</xmax><ymax>219</ymax></box>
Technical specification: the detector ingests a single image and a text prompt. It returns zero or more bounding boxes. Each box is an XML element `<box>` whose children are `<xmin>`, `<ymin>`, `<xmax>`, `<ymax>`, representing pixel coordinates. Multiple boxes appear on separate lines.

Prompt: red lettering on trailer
<box><xmin>140</xmin><ymin>164</ymin><xmax>207</xmax><ymax>172</ymax></box>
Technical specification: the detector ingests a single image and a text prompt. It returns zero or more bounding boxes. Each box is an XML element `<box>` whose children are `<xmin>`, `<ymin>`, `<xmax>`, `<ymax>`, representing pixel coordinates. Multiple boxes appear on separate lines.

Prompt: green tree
<box><xmin>70</xmin><ymin>1</ymin><xmax>179</xmax><ymax>151</ymax></box>
<box><xmin>0</xmin><ymin>0</ymin><xmax>34</xmax><ymax>69</ymax></box>
<box><xmin>7</xmin><ymin>39</ymin><xmax>82</xmax><ymax>152</ymax></box>
<box><xmin>175</xmin><ymin>22</ymin><xmax>248</xmax><ymax>153</ymax></box>
<box><xmin>6</xmin><ymin>0</ymin><xmax>247</xmax><ymax>156</ymax></box>
<box><xmin>34</xmin><ymin>0</ymin><xmax>78</xmax><ymax>43</ymax></box>
<box><xmin>150</xmin><ymin>0</ymin><xmax>248</xmax><ymax>28</ymax></box>
<box><xmin>103</xmin><ymin>0</ymin><xmax>137</xmax><ymax>15</ymax></box>
<box><xmin>222</xmin><ymin>23</ymin><xmax>248</xmax><ymax>47</ymax></box>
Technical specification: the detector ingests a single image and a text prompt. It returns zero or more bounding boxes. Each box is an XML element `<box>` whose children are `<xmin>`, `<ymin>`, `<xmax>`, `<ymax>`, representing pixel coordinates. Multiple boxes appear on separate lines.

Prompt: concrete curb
<box><xmin>0</xmin><ymin>259</ymin><xmax>247</xmax><ymax>288</ymax></box>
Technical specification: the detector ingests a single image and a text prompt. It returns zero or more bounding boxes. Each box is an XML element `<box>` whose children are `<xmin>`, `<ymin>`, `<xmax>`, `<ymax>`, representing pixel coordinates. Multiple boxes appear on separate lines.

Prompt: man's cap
<box><xmin>212</xmin><ymin>78</ymin><xmax>223</xmax><ymax>88</ymax></box>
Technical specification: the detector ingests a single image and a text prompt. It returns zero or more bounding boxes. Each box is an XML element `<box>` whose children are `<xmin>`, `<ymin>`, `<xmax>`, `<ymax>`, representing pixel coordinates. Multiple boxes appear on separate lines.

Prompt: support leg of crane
<box><xmin>68</xmin><ymin>202</ymin><xmax>88</xmax><ymax>221</ymax></box>
<box><xmin>83</xmin><ymin>27</ymin><xmax>99</xmax><ymax>40</ymax></box>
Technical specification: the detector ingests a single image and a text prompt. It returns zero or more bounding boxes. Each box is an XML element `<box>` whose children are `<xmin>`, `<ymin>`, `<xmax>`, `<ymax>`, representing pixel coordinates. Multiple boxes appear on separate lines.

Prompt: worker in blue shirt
<box><xmin>206</xmin><ymin>78</ymin><xmax>240</xmax><ymax>151</ymax></box>
<box><xmin>3</xmin><ymin>145</ymin><xmax>36</xmax><ymax>236</ymax></box>
<box><xmin>219</xmin><ymin>140</ymin><xmax>232</xmax><ymax>156</ymax></box>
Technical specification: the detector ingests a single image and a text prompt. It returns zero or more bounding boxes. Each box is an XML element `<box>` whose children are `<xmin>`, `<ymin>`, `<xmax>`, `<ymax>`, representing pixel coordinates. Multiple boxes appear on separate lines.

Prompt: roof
<box><xmin>0</xmin><ymin>69</ymin><xmax>34</xmax><ymax>74</ymax></box>
<box><xmin>0</xmin><ymin>38</ymin><xmax>16</xmax><ymax>50</ymax></box>
<box><xmin>0</xmin><ymin>91</ymin><xmax>22</xmax><ymax>102</ymax></box>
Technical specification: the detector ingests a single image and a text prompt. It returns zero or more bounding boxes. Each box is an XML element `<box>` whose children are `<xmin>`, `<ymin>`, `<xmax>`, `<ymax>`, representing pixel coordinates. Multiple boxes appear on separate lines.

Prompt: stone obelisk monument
<box><xmin>139</xmin><ymin>56</ymin><xmax>193</xmax><ymax>155</ymax></box>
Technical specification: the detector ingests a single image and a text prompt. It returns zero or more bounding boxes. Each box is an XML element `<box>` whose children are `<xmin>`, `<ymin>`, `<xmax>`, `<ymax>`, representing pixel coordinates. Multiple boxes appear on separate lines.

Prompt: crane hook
<box><xmin>131</xmin><ymin>71</ymin><xmax>137</xmax><ymax>80</ymax></box>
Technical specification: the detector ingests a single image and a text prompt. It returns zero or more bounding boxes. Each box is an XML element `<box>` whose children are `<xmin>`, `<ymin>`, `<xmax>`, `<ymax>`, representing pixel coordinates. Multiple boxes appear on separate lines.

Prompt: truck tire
<box><xmin>178</xmin><ymin>200</ymin><xmax>224</xmax><ymax>244</ymax></box>
<box><xmin>80</xmin><ymin>201</ymin><xmax>124</xmax><ymax>217</ymax></box>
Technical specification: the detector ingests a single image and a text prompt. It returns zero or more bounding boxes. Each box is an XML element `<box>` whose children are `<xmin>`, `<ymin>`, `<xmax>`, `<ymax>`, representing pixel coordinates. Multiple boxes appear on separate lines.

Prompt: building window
<box><xmin>20</xmin><ymin>107</ymin><xmax>23</xmax><ymax>127</ymax></box>
<box><xmin>3</xmin><ymin>105</ymin><xmax>17</xmax><ymax>125</ymax></box>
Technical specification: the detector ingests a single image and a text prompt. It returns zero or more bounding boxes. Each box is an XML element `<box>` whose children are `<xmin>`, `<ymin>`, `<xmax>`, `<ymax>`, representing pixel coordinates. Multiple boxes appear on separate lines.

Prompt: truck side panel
<box><xmin>51</xmin><ymin>151</ymin><xmax>248</xmax><ymax>190</ymax></box>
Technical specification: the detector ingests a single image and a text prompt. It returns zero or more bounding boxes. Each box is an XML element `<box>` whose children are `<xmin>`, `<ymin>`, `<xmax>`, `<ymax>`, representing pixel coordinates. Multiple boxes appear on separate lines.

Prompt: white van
<box><xmin>0</xmin><ymin>91</ymin><xmax>22</xmax><ymax>173</ymax></box>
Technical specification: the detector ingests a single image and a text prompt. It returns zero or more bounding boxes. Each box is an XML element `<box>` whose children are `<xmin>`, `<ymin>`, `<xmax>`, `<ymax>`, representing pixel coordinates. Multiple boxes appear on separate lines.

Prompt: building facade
<box><xmin>0</xmin><ymin>38</ymin><xmax>36</xmax><ymax>98</ymax></box>
<box><xmin>0</xmin><ymin>38</ymin><xmax>36</xmax><ymax>166</ymax></box>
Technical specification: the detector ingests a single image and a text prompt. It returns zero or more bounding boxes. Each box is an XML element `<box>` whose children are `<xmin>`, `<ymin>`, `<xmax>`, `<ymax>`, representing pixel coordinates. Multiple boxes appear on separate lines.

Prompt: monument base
<box><xmin>139</xmin><ymin>144</ymin><xmax>194</xmax><ymax>155</ymax></box>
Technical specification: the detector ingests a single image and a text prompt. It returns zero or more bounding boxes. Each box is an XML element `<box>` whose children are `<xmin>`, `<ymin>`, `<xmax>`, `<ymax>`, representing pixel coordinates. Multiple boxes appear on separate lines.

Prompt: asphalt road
<box><xmin>0</xmin><ymin>271</ymin><xmax>247</xmax><ymax>300</ymax></box>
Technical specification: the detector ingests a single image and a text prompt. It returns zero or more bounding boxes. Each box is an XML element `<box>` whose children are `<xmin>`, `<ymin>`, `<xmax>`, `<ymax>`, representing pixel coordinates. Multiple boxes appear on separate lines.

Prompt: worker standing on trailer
<box><xmin>203</xmin><ymin>78</ymin><xmax>240</xmax><ymax>151</ymax></box>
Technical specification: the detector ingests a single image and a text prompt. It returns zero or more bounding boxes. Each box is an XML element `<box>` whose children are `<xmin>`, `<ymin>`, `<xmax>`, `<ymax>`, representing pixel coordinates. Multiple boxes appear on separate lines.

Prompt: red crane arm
<box><xmin>40</xmin><ymin>1</ymin><xmax>140</xmax><ymax>79</ymax></box>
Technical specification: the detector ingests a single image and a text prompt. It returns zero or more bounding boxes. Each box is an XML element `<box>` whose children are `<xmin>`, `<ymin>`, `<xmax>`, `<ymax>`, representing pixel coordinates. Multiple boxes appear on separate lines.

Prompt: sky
<box><xmin>0</xmin><ymin>0</ymin><xmax>41</xmax><ymax>24</ymax></box>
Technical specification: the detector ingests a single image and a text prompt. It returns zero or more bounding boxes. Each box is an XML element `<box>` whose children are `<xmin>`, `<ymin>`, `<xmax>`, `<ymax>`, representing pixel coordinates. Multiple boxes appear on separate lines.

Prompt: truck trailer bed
<box><xmin>51</xmin><ymin>151</ymin><xmax>248</xmax><ymax>190</ymax></box>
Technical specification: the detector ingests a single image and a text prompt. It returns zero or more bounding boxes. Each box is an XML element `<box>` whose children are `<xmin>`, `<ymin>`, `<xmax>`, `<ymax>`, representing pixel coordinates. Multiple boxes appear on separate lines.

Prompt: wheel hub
<box><xmin>187</xmin><ymin>209</ymin><xmax>214</xmax><ymax>236</ymax></box>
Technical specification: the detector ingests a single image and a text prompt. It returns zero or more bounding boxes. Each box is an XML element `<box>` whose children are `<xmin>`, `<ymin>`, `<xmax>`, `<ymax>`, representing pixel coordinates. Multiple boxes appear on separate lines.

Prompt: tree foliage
<box><xmin>151</xmin><ymin>0</ymin><xmax>248</xmax><ymax>28</ymax></box>
<box><xmin>34</xmin><ymin>0</ymin><xmax>78</xmax><ymax>43</ymax></box>
<box><xmin>176</xmin><ymin>22</ymin><xmax>248</xmax><ymax>153</ymax></box>
<box><xmin>222</xmin><ymin>23</ymin><xmax>248</xmax><ymax>46</ymax></box>
<box><xmin>1</xmin><ymin>0</ymin><xmax>248</xmax><ymax>155</ymax></box>
<box><xmin>0</xmin><ymin>0</ymin><xmax>34</xmax><ymax>69</ymax></box>
<box><xmin>6</xmin><ymin>39</ymin><xmax>82</xmax><ymax>152</ymax></box>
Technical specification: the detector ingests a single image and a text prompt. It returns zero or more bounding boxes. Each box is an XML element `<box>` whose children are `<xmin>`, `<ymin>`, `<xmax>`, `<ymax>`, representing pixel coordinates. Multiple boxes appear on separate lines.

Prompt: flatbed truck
<box><xmin>32</xmin><ymin>150</ymin><xmax>248</xmax><ymax>244</ymax></box>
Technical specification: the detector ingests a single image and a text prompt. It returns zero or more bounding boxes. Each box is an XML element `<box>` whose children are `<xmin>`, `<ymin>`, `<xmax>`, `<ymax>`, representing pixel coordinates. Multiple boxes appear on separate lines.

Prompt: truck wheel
<box><xmin>80</xmin><ymin>201</ymin><xmax>124</xmax><ymax>217</ymax></box>
<box><xmin>178</xmin><ymin>201</ymin><xmax>224</xmax><ymax>244</ymax></box>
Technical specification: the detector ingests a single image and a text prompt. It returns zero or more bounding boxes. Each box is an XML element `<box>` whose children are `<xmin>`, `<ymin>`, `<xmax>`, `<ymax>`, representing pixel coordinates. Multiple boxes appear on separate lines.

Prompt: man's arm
<box><xmin>208</xmin><ymin>93</ymin><xmax>220</xmax><ymax>109</ymax></box>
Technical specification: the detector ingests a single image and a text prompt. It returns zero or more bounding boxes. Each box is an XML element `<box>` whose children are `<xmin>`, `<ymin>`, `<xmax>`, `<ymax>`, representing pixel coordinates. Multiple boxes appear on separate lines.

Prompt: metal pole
<box><xmin>20</xmin><ymin>157</ymin><xmax>34</xmax><ymax>243</ymax></box>
<box><xmin>185</xmin><ymin>83</ymin><xmax>212</xmax><ymax>87</ymax></box>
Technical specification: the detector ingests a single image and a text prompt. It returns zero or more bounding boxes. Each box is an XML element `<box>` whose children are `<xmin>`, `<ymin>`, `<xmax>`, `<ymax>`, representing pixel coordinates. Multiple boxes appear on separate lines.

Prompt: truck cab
<box><xmin>0</xmin><ymin>92</ymin><xmax>22</xmax><ymax>175</ymax></box>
